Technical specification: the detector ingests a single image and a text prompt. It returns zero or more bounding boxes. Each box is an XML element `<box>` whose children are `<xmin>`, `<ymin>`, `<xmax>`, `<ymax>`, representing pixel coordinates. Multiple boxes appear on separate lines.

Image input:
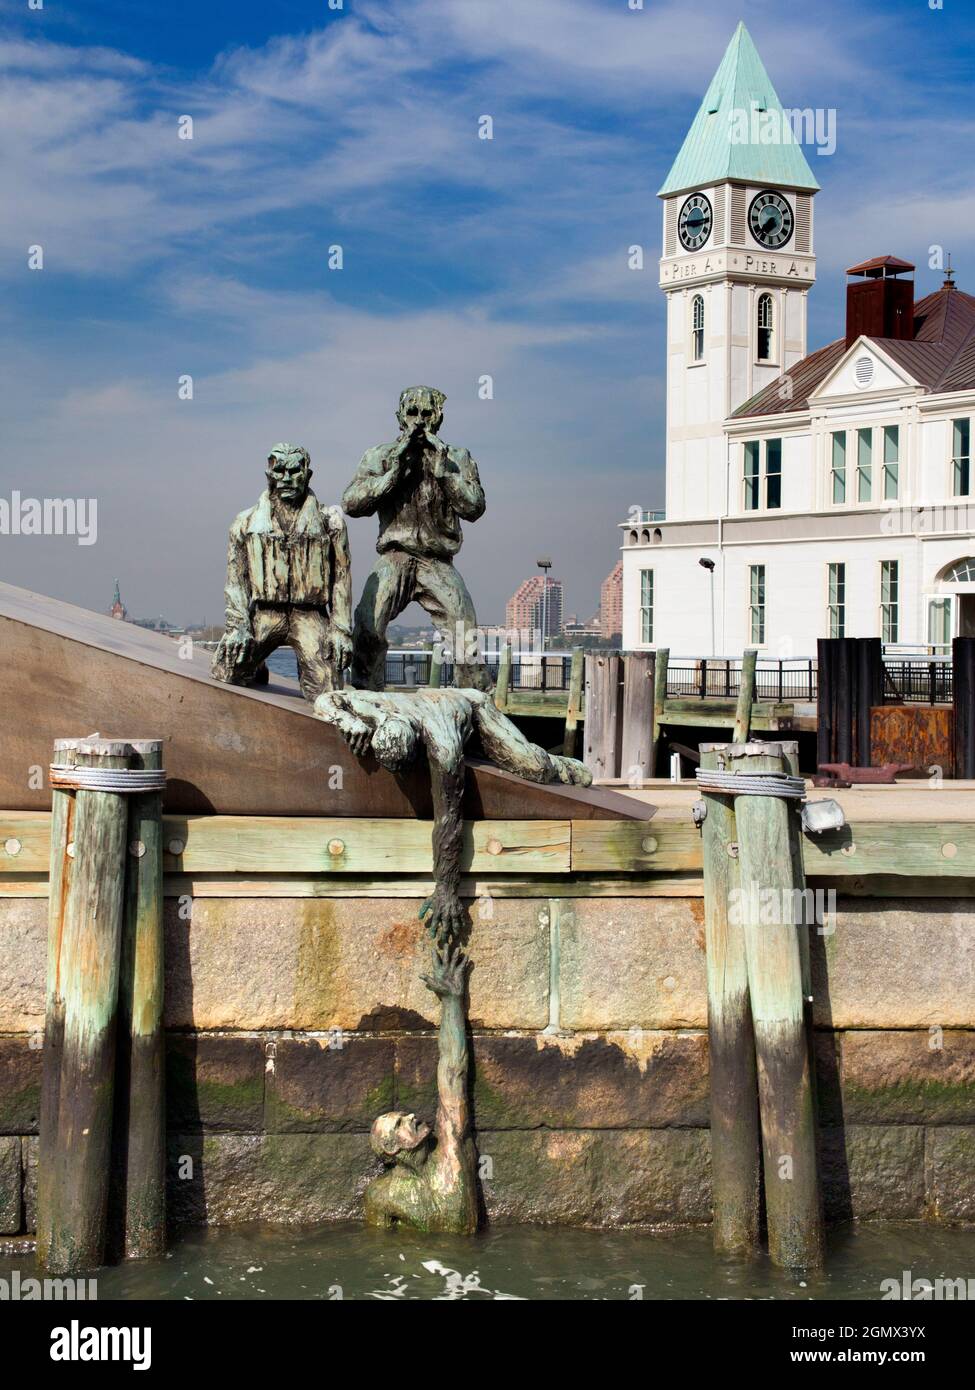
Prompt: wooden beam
<box><xmin>9</xmin><ymin>812</ymin><xmax>975</xmax><ymax>885</ymax></box>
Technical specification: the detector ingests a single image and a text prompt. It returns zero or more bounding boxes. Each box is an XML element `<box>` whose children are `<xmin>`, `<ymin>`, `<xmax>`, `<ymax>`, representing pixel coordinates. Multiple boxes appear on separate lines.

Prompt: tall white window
<box><xmin>827</xmin><ymin>563</ymin><xmax>846</xmax><ymax>638</ymax></box>
<box><xmin>743</xmin><ymin>439</ymin><xmax>781</xmax><ymax>511</ymax></box>
<box><xmin>883</xmin><ymin>425</ymin><xmax>899</xmax><ymax>500</ymax></box>
<box><xmin>831</xmin><ymin>431</ymin><xmax>847</xmax><ymax>504</ymax></box>
<box><xmin>691</xmin><ymin>295</ymin><xmax>705</xmax><ymax>362</ymax></box>
<box><xmin>953</xmin><ymin>418</ymin><xmax>971</xmax><ymax>497</ymax></box>
<box><xmin>881</xmin><ymin>560</ymin><xmax>899</xmax><ymax>644</ymax></box>
<box><xmin>857</xmin><ymin>428</ymin><xmax>873</xmax><ymax>502</ymax></box>
<box><xmin>757</xmin><ymin>292</ymin><xmax>774</xmax><ymax>361</ymax></box>
<box><xmin>640</xmin><ymin>569</ymin><xmax>654</xmax><ymax>644</ymax></box>
<box><xmin>748</xmin><ymin>565</ymin><xmax>766</xmax><ymax>645</ymax></box>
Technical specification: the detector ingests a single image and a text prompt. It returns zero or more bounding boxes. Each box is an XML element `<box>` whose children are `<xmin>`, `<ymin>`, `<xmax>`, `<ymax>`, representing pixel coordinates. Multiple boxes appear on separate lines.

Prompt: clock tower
<box><xmin>657</xmin><ymin>23</ymin><xmax>819</xmax><ymax>522</ymax></box>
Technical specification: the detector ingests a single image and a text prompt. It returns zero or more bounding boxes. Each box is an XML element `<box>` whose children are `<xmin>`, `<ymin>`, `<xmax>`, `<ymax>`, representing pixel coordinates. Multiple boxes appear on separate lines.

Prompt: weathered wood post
<box><xmin>112</xmin><ymin>739</ymin><xmax>166</xmax><ymax>1260</ymax></box>
<box><xmin>494</xmin><ymin>641</ymin><xmax>512</xmax><ymax>712</ymax></box>
<box><xmin>620</xmin><ymin>652</ymin><xmax>655</xmax><ymax>784</ymax></box>
<box><xmin>36</xmin><ymin>737</ymin><xmax>79</xmax><ymax>1270</ymax></box>
<box><xmin>563</xmin><ymin>647</ymin><xmax>585</xmax><ymax>758</ymax></box>
<box><xmin>733</xmin><ymin>649</ymin><xmax>757</xmax><ymax>744</ymax></box>
<box><xmin>698</xmin><ymin>745</ymin><xmax>761</xmax><ymax>1256</ymax></box>
<box><xmin>729</xmin><ymin>741</ymin><xmax>824</xmax><ymax>1268</ymax></box>
<box><xmin>39</xmin><ymin>737</ymin><xmax>133</xmax><ymax>1274</ymax></box>
<box><xmin>649</xmin><ymin>647</ymin><xmax>670</xmax><ymax>777</ymax></box>
<box><xmin>583</xmin><ymin>653</ymin><xmax>622</xmax><ymax>779</ymax></box>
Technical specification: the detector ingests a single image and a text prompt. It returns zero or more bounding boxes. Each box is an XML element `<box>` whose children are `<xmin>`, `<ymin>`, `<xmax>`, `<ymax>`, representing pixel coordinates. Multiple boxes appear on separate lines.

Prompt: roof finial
<box><xmin>944</xmin><ymin>252</ymin><xmax>955</xmax><ymax>290</ymax></box>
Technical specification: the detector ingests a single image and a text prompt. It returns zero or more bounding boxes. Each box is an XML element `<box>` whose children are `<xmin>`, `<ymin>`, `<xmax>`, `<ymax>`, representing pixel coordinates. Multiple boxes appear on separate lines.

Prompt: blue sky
<box><xmin>2</xmin><ymin>0</ymin><xmax>974</xmax><ymax>626</ymax></box>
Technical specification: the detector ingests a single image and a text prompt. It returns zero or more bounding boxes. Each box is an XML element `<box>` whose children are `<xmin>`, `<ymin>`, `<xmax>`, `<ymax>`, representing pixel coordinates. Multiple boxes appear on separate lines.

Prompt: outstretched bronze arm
<box><xmin>420</xmin><ymin>940</ymin><xmax>471</xmax><ymax>1164</ymax></box>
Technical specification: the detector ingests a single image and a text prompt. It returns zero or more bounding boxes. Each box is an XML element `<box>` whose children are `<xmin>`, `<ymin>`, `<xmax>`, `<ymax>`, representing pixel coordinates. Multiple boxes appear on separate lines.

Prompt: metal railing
<box><xmin>385</xmin><ymin>649</ymin><xmax>955</xmax><ymax>705</ymax></box>
<box><xmin>665</xmin><ymin>659</ymin><xmax>818</xmax><ymax>703</ymax></box>
<box><xmin>882</xmin><ymin>659</ymin><xmax>953</xmax><ymax>705</ymax></box>
<box><xmin>385</xmin><ymin>652</ymin><xmax>573</xmax><ymax>691</ymax></box>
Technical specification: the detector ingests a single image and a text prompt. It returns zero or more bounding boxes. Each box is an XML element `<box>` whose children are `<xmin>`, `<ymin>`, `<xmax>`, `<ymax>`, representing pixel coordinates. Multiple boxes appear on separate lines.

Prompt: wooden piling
<box><xmin>494</xmin><ymin>642</ymin><xmax>512</xmax><ymax>712</ymax></box>
<box><xmin>583</xmin><ymin>653</ymin><xmax>622</xmax><ymax>779</ymax></box>
<box><xmin>649</xmin><ymin>648</ymin><xmax>670</xmax><ymax>777</ymax></box>
<box><xmin>620</xmin><ymin>652</ymin><xmax>655</xmax><ymax>783</ymax></box>
<box><xmin>39</xmin><ymin>738</ymin><xmax>132</xmax><ymax>1274</ymax></box>
<box><xmin>733</xmin><ymin>649</ymin><xmax>757</xmax><ymax>744</ymax></box>
<box><xmin>563</xmin><ymin>647</ymin><xmax>585</xmax><ymax>758</ymax></box>
<box><xmin>36</xmin><ymin>737</ymin><xmax>79</xmax><ymax>1269</ymax></box>
<box><xmin>730</xmin><ymin>741</ymin><xmax>824</xmax><ymax>1269</ymax></box>
<box><xmin>112</xmin><ymin>740</ymin><xmax>166</xmax><ymax>1260</ymax></box>
<box><xmin>698</xmin><ymin>745</ymin><xmax>761</xmax><ymax>1257</ymax></box>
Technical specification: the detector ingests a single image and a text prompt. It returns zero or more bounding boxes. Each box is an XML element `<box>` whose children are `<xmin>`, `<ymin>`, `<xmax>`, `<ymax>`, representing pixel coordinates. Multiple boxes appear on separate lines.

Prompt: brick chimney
<box><xmin>846</xmin><ymin>256</ymin><xmax>915</xmax><ymax>347</ymax></box>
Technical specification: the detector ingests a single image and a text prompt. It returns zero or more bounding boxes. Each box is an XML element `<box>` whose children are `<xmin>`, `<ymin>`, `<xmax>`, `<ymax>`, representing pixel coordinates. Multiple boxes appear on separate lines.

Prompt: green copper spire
<box><xmin>658</xmin><ymin>22</ymin><xmax>819</xmax><ymax>197</ymax></box>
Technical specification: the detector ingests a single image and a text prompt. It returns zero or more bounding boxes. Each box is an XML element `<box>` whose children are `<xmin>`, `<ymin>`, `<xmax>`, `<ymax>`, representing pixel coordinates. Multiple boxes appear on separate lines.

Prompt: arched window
<box><xmin>943</xmin><ymin>558</ymin><xmax>975</xmax><ymax>584</ymax></box>
<box><xmin>757</xmin><ymin>293</ymin><xmax>773</xmax><ymax>361</ymax></box>
<box><xmin>691</xmin><ymin>295</ymin><xmax>705</xmax><ymax>361</ymax></box>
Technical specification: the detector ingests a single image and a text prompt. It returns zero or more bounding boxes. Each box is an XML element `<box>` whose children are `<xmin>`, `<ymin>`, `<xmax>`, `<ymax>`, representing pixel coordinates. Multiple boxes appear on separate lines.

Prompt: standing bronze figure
<box><xmin>342</xmin><ymin>386</ymin><xmax>489</xmax><ymax>690</ymax></box>
<box><xmin>211</xmin><ymin>443</ymin><xmax>353</xmax><ymax>702</ymax></box>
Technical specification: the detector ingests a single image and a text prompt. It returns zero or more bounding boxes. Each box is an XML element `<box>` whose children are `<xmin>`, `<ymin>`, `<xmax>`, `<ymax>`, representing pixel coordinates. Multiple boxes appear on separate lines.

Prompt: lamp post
<box><xmin>699</xmin><ymin>557</ymin><xmax>716</xmax><ymax>658</ymax></box>
<box><xmin>537</xmin><ymin>556</ymin><xmax>552</xmax><ymax>655</ymax></box>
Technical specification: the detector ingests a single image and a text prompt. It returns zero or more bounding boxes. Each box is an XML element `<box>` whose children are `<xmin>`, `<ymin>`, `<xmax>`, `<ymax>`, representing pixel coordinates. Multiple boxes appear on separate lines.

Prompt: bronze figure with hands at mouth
<box><xmin>342</xmin><ymin>386</ymin><xmax>490</xmax><ymax>691</ymax></box>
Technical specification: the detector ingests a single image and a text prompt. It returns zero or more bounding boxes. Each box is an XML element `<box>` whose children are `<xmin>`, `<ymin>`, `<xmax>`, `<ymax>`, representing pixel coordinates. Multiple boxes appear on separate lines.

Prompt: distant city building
<box><xmin>505</xmin><ymin>576</ymin><xmax>564</xmax><ymax>641</ymax></box>
<box><xmin>110</xmin><ymin>578</ymin><xmax>127</xmax><ymax>621</ymax></box>
<box><xmin>600</xmin><ymin>561</ymin><xmax>623</xmax><ymax>639</ymax></box>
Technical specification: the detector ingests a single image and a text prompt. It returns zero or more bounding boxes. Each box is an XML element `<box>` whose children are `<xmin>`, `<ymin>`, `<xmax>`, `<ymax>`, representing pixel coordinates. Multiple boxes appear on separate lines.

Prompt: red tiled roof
<box><xmin>731</xmin><ymin>286</ymin><xmax>975</xmax><ymax>419</ymax></box>
<box><xmin>846</xmin><ymin>255</ymin><xmax>915</xmax><ymax>275</ymax></box>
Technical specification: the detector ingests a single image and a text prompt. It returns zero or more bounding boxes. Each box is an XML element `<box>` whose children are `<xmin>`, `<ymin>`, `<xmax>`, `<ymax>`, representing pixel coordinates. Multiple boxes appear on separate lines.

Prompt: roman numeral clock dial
<box><xmin>748</xmin><ymin>190</ymin><xmax>794</xmax><ymax>249</ymax></box>
<box><xmin>678</xmin><ymin>193</ymin><xmax>712</xmax><ymax>251</ymax></box>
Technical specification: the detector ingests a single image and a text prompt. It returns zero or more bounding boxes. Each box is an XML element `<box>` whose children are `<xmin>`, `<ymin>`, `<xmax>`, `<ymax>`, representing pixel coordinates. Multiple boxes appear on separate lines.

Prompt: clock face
<box><xmin>678</xmin><ymin>193</ymin><xmax>713</xmax><ymax>251</ymax></box>
<box><xmin>748</xmin><ymin>190</ymin><xmax>794</xmax><ymax>249</ymax></box>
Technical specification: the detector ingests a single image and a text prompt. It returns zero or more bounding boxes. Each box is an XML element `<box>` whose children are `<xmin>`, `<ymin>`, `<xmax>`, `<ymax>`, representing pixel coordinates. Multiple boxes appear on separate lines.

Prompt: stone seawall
<box><xmin>1</xmin><ymin>894</ymin><xmax>974</xmax><ymax>1232</ymax></box>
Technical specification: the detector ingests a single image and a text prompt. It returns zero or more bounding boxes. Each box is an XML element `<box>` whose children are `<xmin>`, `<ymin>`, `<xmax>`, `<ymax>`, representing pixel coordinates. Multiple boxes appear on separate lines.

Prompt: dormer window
<box><xmin>691</xmin><ymin>295</ymin><xmax>705</xmax><ymax>361</ymax></box>
<box><xmin>757</xmin><ymin>293</ymin><xmax>774</xmax><ymax>361</ymax></box>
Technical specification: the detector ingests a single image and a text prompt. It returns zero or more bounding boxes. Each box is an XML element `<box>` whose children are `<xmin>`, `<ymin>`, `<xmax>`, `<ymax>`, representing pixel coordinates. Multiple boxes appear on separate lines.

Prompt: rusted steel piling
<box><xmin>37</xmin><ymin>735</ymin><xmax>167</xmax><ymax>1274</ymax></box>
<box><xmin>113</xmin><ymin>739</ymin><xmax>166</xmax><ymax>1260</ymax></box>
<box><xmin>698</xmin><ymin>745</ymin><xmax>761</xmax><ymax>1257</ymax></box>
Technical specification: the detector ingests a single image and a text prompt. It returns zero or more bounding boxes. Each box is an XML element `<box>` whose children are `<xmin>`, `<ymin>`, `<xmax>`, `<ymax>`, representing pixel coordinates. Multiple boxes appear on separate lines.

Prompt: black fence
<box><xmin>384</xmin><ymin>653</ymin><xmax>571</xmax><ymax>691</ymax></box>
<box><xmin>385</xmin><ymin>651</ymin><xmax>954</xmax><ymax>705</ymax></box>
<box><xmin>665</xmin><ymin>659</ymin><xmax>818</xmax><ymax>703</ymax></box>
<box><xmin>883</xmin><ymin>659</ymin><xmax>953</xmax><ymax>705</ymax></box>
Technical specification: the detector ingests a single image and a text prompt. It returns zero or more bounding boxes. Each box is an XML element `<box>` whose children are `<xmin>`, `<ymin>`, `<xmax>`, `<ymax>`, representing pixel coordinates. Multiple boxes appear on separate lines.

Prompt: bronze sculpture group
<box><xmin>211</xmin><ymin>387</ymin><xmax>591</xmax><ymax>1235</ymax></box>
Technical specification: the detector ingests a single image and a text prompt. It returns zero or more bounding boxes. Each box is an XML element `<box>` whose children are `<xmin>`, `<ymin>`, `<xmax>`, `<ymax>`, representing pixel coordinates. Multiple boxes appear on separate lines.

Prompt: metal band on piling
<box><xmin>49</xmin><ymin>765</ymin><xmax>167</xmax><ymax>793</ymax></box>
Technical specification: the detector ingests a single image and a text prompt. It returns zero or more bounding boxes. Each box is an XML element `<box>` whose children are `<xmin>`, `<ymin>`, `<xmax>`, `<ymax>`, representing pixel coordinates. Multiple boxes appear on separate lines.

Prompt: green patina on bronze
<box><xmin>364</xmin><ymin>940</ymin><xmax>478</xmax><ymax>1235</ymax></box>
<box><xmin>343</xmin><ymin>387</ymin><xmax>489</xmax><ymax>692</ymax></box>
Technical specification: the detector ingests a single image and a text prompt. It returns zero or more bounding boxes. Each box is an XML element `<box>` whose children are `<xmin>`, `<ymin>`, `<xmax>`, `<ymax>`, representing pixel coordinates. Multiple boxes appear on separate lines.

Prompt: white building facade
<box><xmin>621</xmin><ymin>24</ymin><xmax>975</xmax><ymax>660</ymax></box>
